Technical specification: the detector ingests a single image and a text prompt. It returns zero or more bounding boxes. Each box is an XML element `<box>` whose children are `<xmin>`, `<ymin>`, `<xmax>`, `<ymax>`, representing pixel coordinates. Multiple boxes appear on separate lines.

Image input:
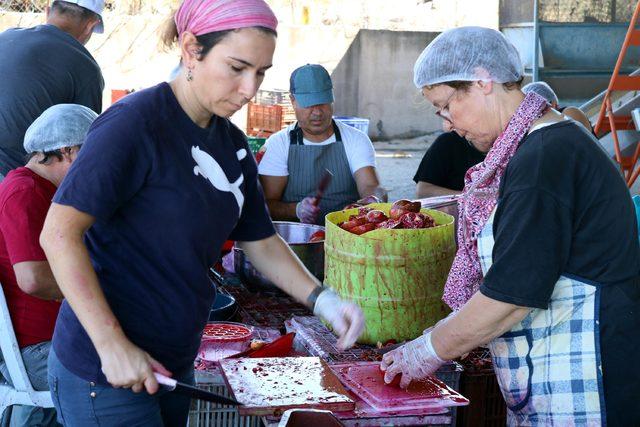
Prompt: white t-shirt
<box><xmin>258</xmin><ymin>120</ymin><xmax>377</xmax><ymax>177</ymax></box>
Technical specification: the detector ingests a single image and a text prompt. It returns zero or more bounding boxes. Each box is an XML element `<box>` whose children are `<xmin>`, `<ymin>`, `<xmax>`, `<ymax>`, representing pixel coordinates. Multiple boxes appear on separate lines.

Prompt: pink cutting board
<box><xmin>332</xmin><ymin>362</ymin><xmax>469</xmax><ymax>413</ymax></box>
<box><xmin>220</xmin><ymin>357</ymin><xmax>355</xmax><ymax>416</ymax></box>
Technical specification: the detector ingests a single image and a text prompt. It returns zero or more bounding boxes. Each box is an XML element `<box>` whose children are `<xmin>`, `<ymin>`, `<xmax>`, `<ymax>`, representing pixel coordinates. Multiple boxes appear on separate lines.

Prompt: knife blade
<box><xmin>154</xmin><ymin>373</ymin><xmax>241</xmax><ymax>406</ymax></box>
<box><xmin>312</xmin><ymin>169</ymin><xmax>333</xmax><ymax>207</ymax></box>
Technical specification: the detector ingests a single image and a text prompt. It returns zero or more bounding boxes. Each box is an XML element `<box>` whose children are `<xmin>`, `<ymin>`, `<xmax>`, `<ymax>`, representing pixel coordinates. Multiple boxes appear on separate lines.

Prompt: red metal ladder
<box><xmin>594</xmin><ymin>1</ymin><xmax>640</xmax><ymax>187</ymax></box>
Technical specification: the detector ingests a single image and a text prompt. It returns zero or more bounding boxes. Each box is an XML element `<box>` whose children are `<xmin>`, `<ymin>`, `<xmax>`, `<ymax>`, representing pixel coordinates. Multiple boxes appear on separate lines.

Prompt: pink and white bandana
<box><xmin>443</xmin><ymin>92</ymin><xmax>549</xmax><ymax>310</ymax></box>
<box><xmin>175</xmin><ymin>0</ymin><xmax>278</xmax><ymax>40</ymax></box>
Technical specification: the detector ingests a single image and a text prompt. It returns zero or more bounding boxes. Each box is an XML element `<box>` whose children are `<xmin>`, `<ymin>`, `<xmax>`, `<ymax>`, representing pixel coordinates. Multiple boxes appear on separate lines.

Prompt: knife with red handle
<box><xmin>312</xmin><ymin>169</ymin><xmax>333</xmax><ymax>207</ymax></box>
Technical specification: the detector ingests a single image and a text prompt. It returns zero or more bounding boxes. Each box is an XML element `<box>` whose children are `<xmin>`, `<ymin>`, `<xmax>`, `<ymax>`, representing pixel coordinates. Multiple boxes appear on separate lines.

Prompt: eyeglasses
<box><xmin>434</xmin><ymin>89</ymin><xmax>458</xmax><ymax>121</ymax></box>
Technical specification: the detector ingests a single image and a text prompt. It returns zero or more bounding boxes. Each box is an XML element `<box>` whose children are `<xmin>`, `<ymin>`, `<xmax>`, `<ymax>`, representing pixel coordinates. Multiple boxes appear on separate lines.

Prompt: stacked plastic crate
<box><xmin>246</xmin><ymin>89</ymin><xmax>296</xmax><ymax>137</ymax></box>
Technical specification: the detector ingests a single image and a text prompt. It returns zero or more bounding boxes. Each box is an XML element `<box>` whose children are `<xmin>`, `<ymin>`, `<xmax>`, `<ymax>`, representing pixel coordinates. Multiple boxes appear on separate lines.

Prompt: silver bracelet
<box><xmin>306</xmin><ymin>285</ymin><xmax>326</xmax><ymax>309</ymax></box>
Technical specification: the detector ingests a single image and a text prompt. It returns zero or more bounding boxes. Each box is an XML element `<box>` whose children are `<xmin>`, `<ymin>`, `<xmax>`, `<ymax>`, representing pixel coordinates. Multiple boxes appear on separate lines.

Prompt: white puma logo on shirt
<box><xmin>192</xmin><ymin>146</ymin><xmax>245</xmax><ymax>212</ymax></box>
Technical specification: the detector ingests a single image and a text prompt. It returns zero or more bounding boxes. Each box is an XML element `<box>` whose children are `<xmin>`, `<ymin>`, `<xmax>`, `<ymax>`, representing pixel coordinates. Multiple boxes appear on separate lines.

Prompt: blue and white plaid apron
<box><xmin>477</xmin><ymin>208</ymin><xmax>605</xmax><ymax>426</ymax></box>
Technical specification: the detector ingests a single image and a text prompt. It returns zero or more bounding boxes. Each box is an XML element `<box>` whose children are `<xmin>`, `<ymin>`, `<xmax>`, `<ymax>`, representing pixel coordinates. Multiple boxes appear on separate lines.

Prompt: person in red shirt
<box><xmin>0</xmin><ymin>103</ymin><xmax>97</xmax><ymax>426</ymax></box>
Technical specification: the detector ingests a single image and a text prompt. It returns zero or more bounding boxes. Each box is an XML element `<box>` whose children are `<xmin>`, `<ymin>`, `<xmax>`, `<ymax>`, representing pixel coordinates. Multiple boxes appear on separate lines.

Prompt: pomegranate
<box><xmin>366</xmin><ymin>210</ymin><xmax>388</xmax><ymax>224</ymax></box>
<box><xmin>389</xmin><ymin>199</ymin><xmax>422</xmax><ymax>220</ymax></box>
<box><xmin>308</xmin><ymin>230</ymin><xmax>325</xmax><ymax>243</ymax></box>
<box><xmin>350</xmin><ymin>223</ymin><xmax>376</xmax><ymax>235</ymax></box>
<box><xmin>339</xmin><ymin>216</ymin><xmax>367</xmax><ymax>230</ymax></box>
<box><xmin>376</xmin><ymin>219</ymin><xmax>403</xmax><ymax>229</ymax></box>
<box><xmin>400</xmin><ymin>212</ymin><xmax>427</xmax><ymax>229</ymax></box>
<box><xmin>358</xmin><ymin>206</ymin><xmax>374</xmax><ymax>216</ymax></box>
<box><xmin>423</xmin><ymin>214</ymin><xmax>437</xmax><ymax>228</ymax></box>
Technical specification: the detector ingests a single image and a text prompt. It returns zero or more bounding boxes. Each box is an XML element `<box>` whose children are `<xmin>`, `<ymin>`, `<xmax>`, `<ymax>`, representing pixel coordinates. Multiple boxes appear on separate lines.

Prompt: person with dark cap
<box><xmin>0</xmin><ymin>104</ymin><xmax>97</xmax><ymax>427</ymax></box>
<box><xmin>259</xmin><ymin>64</ymin><xmax>384</xmax><ymax>225</ymax></box>
<box><xmin>0</xmin><ymin>0</ymin><xmax>105</xmax><ymax>179</ymax></box>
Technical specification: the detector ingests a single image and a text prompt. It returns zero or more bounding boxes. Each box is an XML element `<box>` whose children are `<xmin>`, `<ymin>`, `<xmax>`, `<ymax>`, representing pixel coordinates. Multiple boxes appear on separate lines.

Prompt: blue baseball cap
<box><xmin>289</xmin><ymin>64</ymin><xmax>334</xmax><ymax>108</ymax></box>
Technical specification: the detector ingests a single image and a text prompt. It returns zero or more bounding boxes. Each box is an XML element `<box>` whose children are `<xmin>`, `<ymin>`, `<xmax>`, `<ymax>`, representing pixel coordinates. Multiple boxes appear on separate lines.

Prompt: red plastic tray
<box><xmin>332</xmin><ymin>362</ymin><xmax>468</xmax><ymax>414</ymax></box>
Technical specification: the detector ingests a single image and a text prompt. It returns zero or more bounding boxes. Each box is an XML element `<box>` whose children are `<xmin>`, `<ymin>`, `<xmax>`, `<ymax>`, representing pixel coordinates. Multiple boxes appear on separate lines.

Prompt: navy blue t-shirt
<box><xmin>52</xmin><ymin>82</ymin><xmax>275</xmax><ymax>383</ymax></box>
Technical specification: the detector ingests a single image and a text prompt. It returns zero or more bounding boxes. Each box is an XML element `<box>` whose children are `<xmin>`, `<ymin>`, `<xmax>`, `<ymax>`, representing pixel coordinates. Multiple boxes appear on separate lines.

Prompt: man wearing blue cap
<box><xmin>0</xmin><ymin>0</ymin><xmax>105</xmax><ymax>179</ymax></box>
<box><xmin>259</xmin><ymin>64</ymin><xmax>383</xmax><ymax>224</ymax></box>
<box><xmin>0</xmin><ymin>104</ymin><xmax>97</xmax><ymax>426</ymax></box>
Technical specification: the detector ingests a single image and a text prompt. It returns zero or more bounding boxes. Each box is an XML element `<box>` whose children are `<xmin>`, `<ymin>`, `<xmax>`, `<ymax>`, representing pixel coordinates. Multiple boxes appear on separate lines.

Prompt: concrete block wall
<box><xmin>332</xmin><ymin>30</ymin><xmax>443</xmax><ymax>140</ymax></box>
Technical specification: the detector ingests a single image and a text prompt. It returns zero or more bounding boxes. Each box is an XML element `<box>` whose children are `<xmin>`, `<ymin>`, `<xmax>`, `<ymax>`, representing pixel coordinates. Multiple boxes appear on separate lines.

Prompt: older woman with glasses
<box><xmin>381</xmin><ymin>26</ymin><xmax>640</xmax><ymax>425</ymax></box>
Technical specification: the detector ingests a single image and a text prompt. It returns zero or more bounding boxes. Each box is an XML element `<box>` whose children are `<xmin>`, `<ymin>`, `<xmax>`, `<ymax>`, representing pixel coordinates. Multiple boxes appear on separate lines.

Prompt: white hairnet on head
<box><xmin>522</xmin><ymin>81</ymin><xmax>558</xmax><ymax>106</ymax></box>
<box><xmin>414</xmin><ymin>26</ymin><xmax>523</xmax><ymax>88</ymax></box>
<box><xmin>24</xmin><ymin>104</ymin><xmax>98</xmax><ymax>153</ymax></box>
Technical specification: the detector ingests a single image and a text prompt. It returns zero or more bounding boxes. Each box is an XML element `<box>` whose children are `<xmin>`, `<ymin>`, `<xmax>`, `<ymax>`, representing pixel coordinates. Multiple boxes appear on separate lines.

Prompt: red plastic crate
<box><xmin>111</xmin><ymin>89</ymin><xmax>132</xmax><ymax>104</ymax></box>
<box><xmin>246</xmin><ymin>102</ymin><xmax>283</xmax><ymax>136</ymax></box>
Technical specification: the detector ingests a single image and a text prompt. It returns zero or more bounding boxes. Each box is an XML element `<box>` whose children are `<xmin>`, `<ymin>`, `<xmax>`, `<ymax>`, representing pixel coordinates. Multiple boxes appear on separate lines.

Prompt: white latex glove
<box><xmin>313</xmin><ymin>288</ymin><xmax>365</xmax><ymax>350</ymax></box>
<box><xmin>380</xmin><ymin>331</ymin><xmax>446</xmax><ymax>389</ymax></box>
<box><xmin>296</xmin><ymin>197</ymin><xmax>320</xmax><ymax>224</ymax></box>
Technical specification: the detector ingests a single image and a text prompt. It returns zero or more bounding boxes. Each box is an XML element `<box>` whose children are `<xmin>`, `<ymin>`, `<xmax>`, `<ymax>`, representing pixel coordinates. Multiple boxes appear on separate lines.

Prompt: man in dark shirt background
<box><xmin>414</xmin><ymin>121</ymin><xmax>485</xmax><ymax>198</ymax></box>
<box><xmin>0</xmin><ymin>0</ymin><xmax>105</xmax><ymax>179</ymax></box>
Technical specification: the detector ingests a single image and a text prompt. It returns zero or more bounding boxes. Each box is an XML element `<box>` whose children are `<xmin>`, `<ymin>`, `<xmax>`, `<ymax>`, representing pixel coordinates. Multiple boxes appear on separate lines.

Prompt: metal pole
<box><xmin>532</xmin><ymin>0</ymin><xmax>540</xmax><ymax>82</ymax></box>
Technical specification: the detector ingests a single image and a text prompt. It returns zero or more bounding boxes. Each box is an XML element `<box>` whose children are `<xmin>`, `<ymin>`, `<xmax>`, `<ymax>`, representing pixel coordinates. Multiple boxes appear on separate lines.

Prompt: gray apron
<box><xmin>282</xmin><ymin>121</ymin><xmax>360</xmax><ymax>225</ymax></box>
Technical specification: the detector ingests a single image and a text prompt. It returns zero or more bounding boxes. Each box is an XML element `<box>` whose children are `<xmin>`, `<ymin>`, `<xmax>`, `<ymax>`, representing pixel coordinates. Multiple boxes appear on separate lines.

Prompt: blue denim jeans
<box><xmin>0</xmin><ymin>341</ymin><xmax>60</xmax><ymax>427</ymax></box>
<box><xmin>48</xmin><ymin>349</ymin><xmax>193</xmax><ymax>426</ymax></box>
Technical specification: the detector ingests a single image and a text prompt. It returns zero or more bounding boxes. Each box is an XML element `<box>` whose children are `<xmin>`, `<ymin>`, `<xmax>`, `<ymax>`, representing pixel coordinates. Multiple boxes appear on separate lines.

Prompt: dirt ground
<box><xmin>373</xmin><ymin>134</ymin><xmax>436</xmax><ymax>201</ymax></box>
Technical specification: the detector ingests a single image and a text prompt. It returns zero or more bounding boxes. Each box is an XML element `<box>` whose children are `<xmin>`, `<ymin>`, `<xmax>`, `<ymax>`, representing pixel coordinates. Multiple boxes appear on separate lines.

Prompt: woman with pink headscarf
<box><xmin>40</xmin><ymin>1</ymin><xmax>365</xmax><ymax>424</ymax></box>
<box><xmin>381</xmin><ymin>27</ymin><xmax>640</xmax><ymax>425</ymax></box>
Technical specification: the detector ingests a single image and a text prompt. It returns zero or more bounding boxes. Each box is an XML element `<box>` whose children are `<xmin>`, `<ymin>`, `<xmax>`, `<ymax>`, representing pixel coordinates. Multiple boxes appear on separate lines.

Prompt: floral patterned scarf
<box><xmin>443</xmin><ymin>92</ymin><xmax>549</xmax><ymax>310</ymax></box>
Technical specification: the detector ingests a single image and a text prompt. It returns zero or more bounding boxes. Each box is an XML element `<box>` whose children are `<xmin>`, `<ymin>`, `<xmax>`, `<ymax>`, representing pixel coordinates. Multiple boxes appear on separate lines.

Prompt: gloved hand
<box><xmin>354</xmin><ymin>195</ymin><xmax>380</xmax><ymax>206</ymax></box>
<box><xmin>380</xmin><ymin>331</ymin><xmax>446</xmax><ymax>389</ymax></box>
<box><xmin>371</xmin><ymin>186</ymin><xmax>389</xmax><ymax>203</ymax></box>
<box><xmin>313</xmin><ymin>288</ymin><xmax>365</xmax><ymax>350</ymax></box>
<box><xmin>296</xmin><ymin>197</ymin><xmax>320</xmax><ymax>224</ymax></box>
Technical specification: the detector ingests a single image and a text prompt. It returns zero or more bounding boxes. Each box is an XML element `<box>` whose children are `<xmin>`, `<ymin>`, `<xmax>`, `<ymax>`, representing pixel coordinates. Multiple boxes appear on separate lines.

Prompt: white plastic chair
<box><xmin>0</xmin><ymin>283</ymin><xmax>53</xmax><ymax>419</ymax></box>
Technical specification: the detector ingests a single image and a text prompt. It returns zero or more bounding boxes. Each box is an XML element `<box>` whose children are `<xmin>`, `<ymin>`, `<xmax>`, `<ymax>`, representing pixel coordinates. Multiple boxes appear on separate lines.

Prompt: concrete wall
<box><xmin>332</xmin><ymin>30</ymin><xmax>442</xmax><ymax>140</ymax></box>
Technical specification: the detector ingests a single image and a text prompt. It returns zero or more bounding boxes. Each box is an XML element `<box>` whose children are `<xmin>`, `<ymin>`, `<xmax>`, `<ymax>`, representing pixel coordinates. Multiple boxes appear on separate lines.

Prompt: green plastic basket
<box><xmin>324</xmin><ymin>203</ymin><xmax>455</xmax><ymax>344</ymax></box>
<box><xmin>247</xmin><ymin>137</ymin><xmax>266</xmax><ymax>154</ymax></box>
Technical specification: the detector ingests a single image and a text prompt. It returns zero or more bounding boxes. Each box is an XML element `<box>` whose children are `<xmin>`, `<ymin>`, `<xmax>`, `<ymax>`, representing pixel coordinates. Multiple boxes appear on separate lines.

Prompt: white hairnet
<box><xmin>24</xmin><ymin>104</ymin><xmax>98</xmax><ymax>153</ymax></box>
<box><xmin>522</xmin><ymin>81</ymin><xmax>558</xmax><ymax>106</ymax></box>
<box><xmin>414</xmin><ymin>26</ymin><xmax>523</xmax><ymax>88</ymax></box>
